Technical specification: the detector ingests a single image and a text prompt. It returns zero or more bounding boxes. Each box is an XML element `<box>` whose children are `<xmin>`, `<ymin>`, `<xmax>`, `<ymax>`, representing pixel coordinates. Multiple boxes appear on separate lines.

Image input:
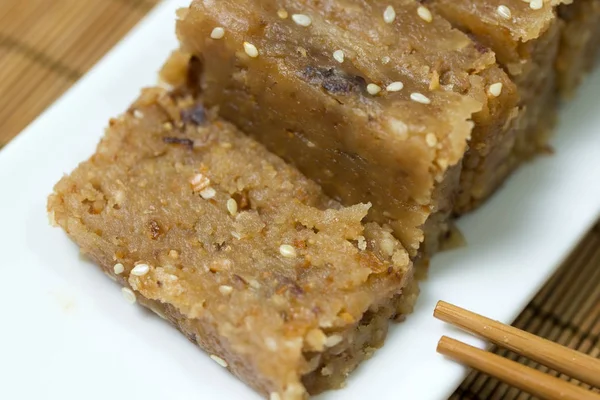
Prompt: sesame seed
<box><xmin>333</xmin><ymin>49</ymin><xmax>345</xmax><ymax>63</ymax></box>
<box><xmin>265</xmin><ymin>337</ymin><xmax>278</xmax><ymax>351</ymax></box>
<box><xmin>381</xmin><ymin>56</ymin><xmax>391</xmax><ymax>64</ymax></box>
<box><xmin>277</xmin><ymin>9</ymin><xmax>288</xmax><ymax>19</ymax></box>
<box><xmin>386</xmin><ymin>81</ymin><xmax>404</xmax><ymax>92</ymax></box>
<box><xmin>200</xmin><ymin>187</ymin><xmax>216</xmax><ymax>199</ymax></box>
<box><xmin>133</xmin><ymin>110</ymin><xmax>144</xmax><ymax>119</ymax></box>
<box><xmin>231</xmin><ymin>231</ymin><xmax>242</xmax><ymax>240</ymax></box>
<box><xmin>367</xmin><ymin>83</ymin><xmax>382</xmax><ymax>95</ymax></box>
<box><xmin>279</xmin><ymin>244</ymin><xmax>297</xmax><ymax>258</ymax></box>
<box><xmin>113</xmin><ymin>263</ymin><xmax>124</xmax><ymax>274</ymax></box>
<box><xmin>425</xmin><ymin>133</ymin><xmax>438</xmax><ymax>147</ymax></box>
<box><xmin>291</xmin><ymin>13</ymin><xmax>312</xmax><ymax>27</ymax></box>
<box><xmin>210</xmin><ymin>27</ymin><xmax>225</xmax><ymax>39</ymax></box>
<box><xmin>529</xmin><ymin>0</ymin><xmax>543</xmax><ymax>10</ymax></box>
<box><xmin>417</xmin><ymin>6</ymin><xmax>433</xmax><ymax>22</ymax></box>
<box><xmin>488</xmin><ymin>82</ymin><xmax>504</xmax><ymax>97</ymax></box>
<box><xmin>249</xmin><ymin>279</ymin><xmax>261</xmax><ymax>289</ymax></box>
<box><xmin>210</xmin><ymin>354</ymin><xmax>228</xmax><ymax>368</ymax></box>
<box><xmin>270</xmin><ymin>393</ymin><xmax>282</xmax><ymax>400</ymax></box>
<box><xmin>121</xmin><ymin>287</ymin><xmax>136</xmax><ymax>304</ymax></box>
<box><xmin>496</xmin><ymin>5</ymin><xmax>512</xmax><ymax>20</ymax></box>
<box><xmin>169</xmin><ymin>250</ymin><xmax>179</xmax><ymax>259</ymax></box>
<box><xmin>219</xmin><ymin>285</ymin><xmax>233</xmax><ymax>295</ymax></box>
<box><xmin>410</xmin><ymin>92</ymin><xmax>431</xmax><ymax>104</ymax></box>
<box><xmin>226</xmin><ymin>198</ymin><xmax>238</xmax><ymax>215</ymax></box>
<box><xmin>131</xmin><ymin>263</ymin><xmax>150</xmax><ymax>276</ymax></box>
<box><xmin>324</xmin><ymin>334</ymin><xmax>343</xmax><ymax>347</ymax></box>
<box><xmin>243</xmin><ymin>42</ymin><xmax>259</xmax><ymax>58</ymax></box>
<box><xmin>383</xmin><ymin>6</ymin><xmax>396</xmax><ymax>24</ymax></box>
<box><xmin>190</xmin><ymin>173</ymin><xmax>210</xmax><ymax>192</ymax></box>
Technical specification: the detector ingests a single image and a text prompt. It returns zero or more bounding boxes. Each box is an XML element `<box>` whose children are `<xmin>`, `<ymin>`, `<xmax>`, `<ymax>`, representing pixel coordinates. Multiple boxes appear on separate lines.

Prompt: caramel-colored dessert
<box><xmin>176</xmin><ymin>0</ymin><xmax>518</xmax><ymax>254</ymax></box>
<box><xmin>557</xmin><ymin>0</ymin><xmax>600</xmax><ymax>95</ymax></box>
<box><xmin>424</xmin><ymin>0</ymin><xmax>571</xmax><ymax>209</ymax></box>
<box><xmin>47</xmin><ymin>87</ymin><xmax>416</xmax><ymax>399</ymax></box>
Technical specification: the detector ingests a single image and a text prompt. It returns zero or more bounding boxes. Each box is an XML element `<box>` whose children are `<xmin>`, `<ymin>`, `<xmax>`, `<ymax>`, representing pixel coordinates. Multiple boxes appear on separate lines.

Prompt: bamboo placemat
<box><xmin>0</xmin><ymin>1</ymin><xmax>597</xmax><ymax>398</ymax></box>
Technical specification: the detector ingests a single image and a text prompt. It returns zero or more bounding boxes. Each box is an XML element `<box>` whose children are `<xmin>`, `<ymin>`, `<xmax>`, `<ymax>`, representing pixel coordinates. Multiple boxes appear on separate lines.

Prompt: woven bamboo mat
<box><xmin>0</xmin><ymin>1</ymin><xmax>598</xmax><ymax>398</ymax></box>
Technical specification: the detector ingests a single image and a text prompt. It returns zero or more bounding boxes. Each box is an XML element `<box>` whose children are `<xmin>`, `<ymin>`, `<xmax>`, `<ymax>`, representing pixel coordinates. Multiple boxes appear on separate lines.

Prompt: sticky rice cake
<box><xmin>47</xmin><ymin>87</ymin><xmax>416</xmax><ymax>399</ymax></box>
<box><xmin>176</xmin><ymin>0</ymin><xmax>518</xmax><ymax>253</ymax></box>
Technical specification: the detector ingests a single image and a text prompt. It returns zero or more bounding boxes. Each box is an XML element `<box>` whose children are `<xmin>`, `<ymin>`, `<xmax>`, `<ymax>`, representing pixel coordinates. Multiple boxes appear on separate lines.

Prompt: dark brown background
<box><xmin>0</xmin><ymin>1</ymin><xmax>597</xmax><ymax>398</ymax></box>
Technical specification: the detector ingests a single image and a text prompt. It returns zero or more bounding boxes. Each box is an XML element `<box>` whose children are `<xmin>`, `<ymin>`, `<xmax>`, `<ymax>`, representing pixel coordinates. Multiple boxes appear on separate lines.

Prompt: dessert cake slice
<box><xmin>557</xmin><ymin>0</ymin><xmax>600</xmax><ymax>95</ymax></box>
<box><xmin>176</xmin><ymin>0</ymin><xmax>518</xmax><ymax>255</ymax></box>
<box><xmin>48</xmin><ymin>87</ymin><xmax>416</xmax><ymax>399</ymax></box>
<box><xmin>423</xmin><ymin>0</ymin><xmax>600</xmax><ymax>209</ymax></box>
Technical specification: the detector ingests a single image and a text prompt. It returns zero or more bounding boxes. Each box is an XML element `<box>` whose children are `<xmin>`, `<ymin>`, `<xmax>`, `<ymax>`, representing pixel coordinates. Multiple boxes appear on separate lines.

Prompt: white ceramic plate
<box><xmin>1</xmin><ymin>1</ymin><xmax>599</xmax><ymax>399</ymax></box>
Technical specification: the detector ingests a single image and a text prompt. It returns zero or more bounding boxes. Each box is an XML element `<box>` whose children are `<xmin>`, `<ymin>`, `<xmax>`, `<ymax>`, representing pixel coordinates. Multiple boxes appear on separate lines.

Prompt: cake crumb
<box><xmin>357</xmin><ymin>236</ymin><xmax>367</xmax><ymax>251</ymax></box>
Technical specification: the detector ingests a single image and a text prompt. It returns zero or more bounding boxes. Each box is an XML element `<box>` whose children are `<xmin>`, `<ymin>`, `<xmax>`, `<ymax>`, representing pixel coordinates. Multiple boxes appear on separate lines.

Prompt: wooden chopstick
<box><xmin>434</xmin><ymin>301</ymin><xmax>600</xmax><ymax>388</ymax></box>
<box><xmin>437</xmin><ymin>336</ymin><xmax>600</xmax><ymax>400</ymax></box>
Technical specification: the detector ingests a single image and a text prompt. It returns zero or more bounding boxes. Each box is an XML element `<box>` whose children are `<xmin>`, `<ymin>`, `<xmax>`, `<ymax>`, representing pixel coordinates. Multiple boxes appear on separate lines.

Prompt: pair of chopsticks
<box><xmin>435</xmin><ymin>301</ymin><xmax>600</xmax><ymax>400</ymax></box>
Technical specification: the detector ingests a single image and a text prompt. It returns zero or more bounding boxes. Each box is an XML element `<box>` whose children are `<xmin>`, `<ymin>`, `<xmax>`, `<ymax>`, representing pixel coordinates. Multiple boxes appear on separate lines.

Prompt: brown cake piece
<box><xmin>176</xmin><ymin>0</ymin><xmax>518</xmax><ymax>254</ymax></box>
<box><xmin>557</xmin><ymin>0</ymin><xmax>600</xmax><ymax>95</ymax></box>
<box><xmin>47</xmin><ymin>87</ymin><xmax>416</xmax><ymax>399</ymax></box>
<box><xmin>424</xmin><ymin>0</ymin><xmax>571</xmax><ymax>208</ymax></box>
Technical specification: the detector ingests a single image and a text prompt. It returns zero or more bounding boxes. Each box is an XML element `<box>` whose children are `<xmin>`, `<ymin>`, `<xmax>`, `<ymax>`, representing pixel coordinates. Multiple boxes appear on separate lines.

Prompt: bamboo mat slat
<box><xmin>0</xmin><ymin>1</ymin><xmax>597</xmax><ymax>399</ymax></box>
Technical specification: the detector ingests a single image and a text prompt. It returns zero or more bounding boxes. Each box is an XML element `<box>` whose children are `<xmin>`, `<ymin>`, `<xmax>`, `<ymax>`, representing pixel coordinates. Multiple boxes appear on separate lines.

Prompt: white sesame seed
<box><xmin>231</xmin><ymin>231</ymin><xmax>242</xmax><ymax>240</ymax></box>
<box><xmin>333</xmin><ymin>49</ymin><xmax>345</xmax><ymax>63</ymax></box>
<box><xmin>417</xmin><ymin>6</ymin><xmax>433</xmax><ymax>23</ymax></box>
<box><xmin>131</xmin><ymin>263</ymin><xmax>150</xmax><ymax>276</ymax></box>
<box><xmin>249</xmin><ymin>279</ymin><xmax>261</xmax><ymax>289</ymax></box>
<box><xmin>488</xmin><ymin>82</ymin><xmax>504</xmax><ymax>97</ymax></box>
<box><xmin>270</xmin><ymin>393</ymin><xmax>282</xmax><ymax>400</ymax></box>
<box><xmin>200</xmin><ymin>187</ymin><xmax>216</xmax><ymax>199</ymax></box>
<box><xmin>121</xmin><ymin>287</ymin><xmax>136</xmax><ymax>304</ymax></box>
<box><xmin>529</xmin><ymin>0</ymin><xmax>543</xmax><ymax>10</ymax></box>
<box><xmin>113</xmin><ymin>263</ymin><xmax>124</xmax><ymax>274</ymax></box>
<box><xmin>410</xmin><ymin>92</ymin><xmax>431</xmax><ymax>104</ymax></box>
<box><xmin>277</xmin><ymin>9</ymin><xmax>288</xmax><ymax>19</ymax></box>
<box><xmin>133</xmin><ymin>110</ymin><xmax>144</xmax><ymax>119</ymax></box>
<box><xmin>190</xmin><ymin>173</ymin><xmax>210</xmax><ymax>192</ymax></box>
<box><xmin>265</xmin><ymin>337</ymin><xmax>278</xmax><ymax>351</ymax></box>
<box><xmin>381</xmin><ymin>56</ymin><xmax>391</xmax><ymax>64</ymax></box>
<box><xmin>243</xmin><ymin>42</ymin><xmax>259</xmax><ymax>58</ymax></box>
<box><xmin>210</xmin><ymin>354</ymin><xmax>228</xmax><ymax>368</ymax></box>
<box><xmin>292</xmin><ymin>13</ymin><xmax>312</xmax><ymax>27</ymax></box>
<box><xmin>210</xmin><ymin>27</ymin><xmax>225</xmax><ymax>39</ymax></box>
<box><xmin>279</xmin><ymin>244</ymin><xmax>297</xmax><ymax>258</ymax></box>
<box><xmin>383</xmin><ymin>6</ymin><xmax>396</xmax><ymax>24</ymax></box>
<box><xmin>324</xmin><ymin>334</ymin><xmax>343</xmax><ymax>347</ymax></box>
<box><xmin>226</xmin><ymin>198</ymin><xmax>238</xmax><ymax>215</ymax></box>
<box><xmin>367</xmin><ymin>83</ymin><xmax>382</xmax><ymax>95</ymax></box>
<box><xmin>425</xmin><ymin>133</ymin><xmax>438</xmax><ymax>147</ymax></box>
<box><xmin>496</xmin><ymin>5</ymin><xmax>512</xmax><ymax>20</ymax></box>
<box><xmin>219</xmin><ymin>285</ymin><xmax>233</xmax><ymax>296</ymax></box>
<box><xmin>386</xmin><ymin>81</ymin><xmax>404</xmax><ymax>92</ymax></box>
<box><xmin>169</xmin><ymin>250</ymin><xmax>179</xmax><ymax>259</ymax></box>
